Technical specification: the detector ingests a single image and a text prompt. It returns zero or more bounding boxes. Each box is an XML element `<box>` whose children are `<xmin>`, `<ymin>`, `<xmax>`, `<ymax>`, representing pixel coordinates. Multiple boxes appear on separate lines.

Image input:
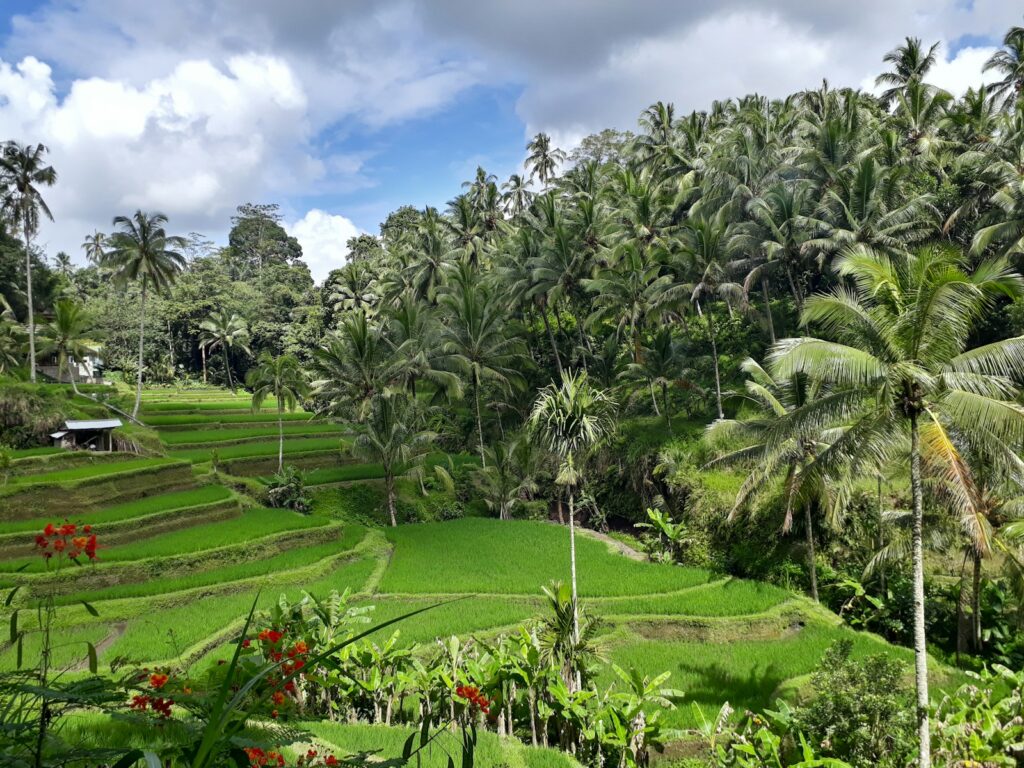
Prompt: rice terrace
<box><xmin>2</xmin><ymin>5</ymin><xmax>1024</xmax><ymax>768</ymax></box>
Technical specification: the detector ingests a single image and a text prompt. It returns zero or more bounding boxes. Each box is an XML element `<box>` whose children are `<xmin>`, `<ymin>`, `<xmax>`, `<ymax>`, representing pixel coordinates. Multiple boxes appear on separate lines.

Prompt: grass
<box><xmin>8</xmin><ymin>446</ymin><xmax>64</xmax><ymax>459</ymax></box>
<box><xmin>593</xmin><ymin>579</ymin><xmax>791</xmax><ymax>617</ymax></box>
<box><xmin>305</xmin><ymin>722</ymin><xmax>576</xmax><ymax>768</ymax></box>
<box><xmin>380</xmin><ymin>519</ymin><xmax>715</xmax><ymax>597</ymax></box>
<box><xmin>159</xmin><ymin>423</ymin><xmax>346</xmax><ymax>445</ymax></box>
<box><xmin>0</xmin><ymin>508</ymin><xmax>329</xmax><ymax>572</ymax></box>
<box><xmin>1</xmin><ymin>457</ymin><xmax>180</xmax><ymax>487</ymax></box>
<box><xmin>58</xmin><ymin>525</ymin><xmax>368</xmax><ymax>604</ymax></box>
<box><xmin>301</xmin><ymin>452</ymin><xmax>474</xmax><ymax>487</ymax></box>
<box><xmin>145</xmin><ymin>412</ymin><xmax>314</xmax><ymax>427</ymax></box>
<box><xmin>606</xmin><ymin>621</ymin><xmax>911</xmax><ymax>728</ymax></box>
<box><xmin>0</xmin><ymin>485</ymin><xmax>233</xmax><ymax>533</ymax></box>
<box><xmin>140</xmin><ymin>400</ymin><xmax>280</xmax><ymax>413</ymax></box>
<box><xmin>169</xmin><ymin>437</ymin><xmax>348</xmax><ymax>463</ymax></box>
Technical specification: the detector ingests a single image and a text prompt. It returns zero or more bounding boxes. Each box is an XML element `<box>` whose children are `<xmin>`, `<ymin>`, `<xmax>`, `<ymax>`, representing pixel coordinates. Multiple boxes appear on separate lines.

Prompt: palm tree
<box><xmin>0</xmin><ymin>141</ymin><xmax>57</xmax><ymax>383</ymax></box>
<box><xmin>51</xmin><ymin>252</ymin><xmax>74</xmax><ymax>282</ymax></box>
<box><xmin>501</xmin><ymin>173</ymin><xmax>534</xmax><ymax>217</ymax></box>
<box><xmin>81</xmin><ymin>230</ymin><xmax>106</xmax><ymax>266</ymax></box>
<box><xmin>440</xmin><ymin>274</ymin><xmax>525</xmax><ymax>465</ymax></box>
<box><xmin>311</xmin><ymin>310</ymin><xmax>395</xmax><ymax>422</ymax></box>
<box><xmin>875</xmin><ymin>37</ymin><xmax>940</xmax><ymax>106</ymax></box>
<box><xmin>351</xmin><ymin>391</ymin><xmax>436</xmax><ymax>527</ymax></box>
<box><xmin>705</xmin><ymin>358</ymin><xmax>845</xmax><ymax>601</ymax></box>
<box><xmin>0</xmin><ymin>297</ymin><xmax>24</xmax><ymax>375</ymax></box>
<box><xmin>246</xmin><ymin>352</ymin><xmax>309</xmax><ymax>473</ymax></box>
<box><xmin>102</xmin><ymin>211</ymin><xmax>185</xmax><ymax>417</ymax></box>
<box><xmin>621</xmin><ymin>327</ymin><xmax>687</xmax><ymax>431</ymax></box>
<box><xmin>525</xmin><ymin>133</ymin><xmax>566</xmax><ymax>189</ymax></box>
<box><xmin>471</xmin><ymin>437</ymin><xmax>540</xmax><ymax>520</ymax></box>
<box><xmin>529</xmin><ymin>371</ymin><xmax>616</xmax><ymax>660</ymax></box>
<box><xmin>984</xmin><ymin>24</ymin><xmax>1024</xmax><ymax>107</ymax></box>
<box><xmin>36</xmin><ymin>299</ymin><xmax>96</xmax><ymax>395</ymax></box>
<box><xmin>198</xmin><ymin>311</ymin><xmax>251</xmax><ymax>393</ymax></box>
<box><xmin>769</xmin><ymin>244</ymin><xmax>1024</xmax><ymax>767</ymax></box>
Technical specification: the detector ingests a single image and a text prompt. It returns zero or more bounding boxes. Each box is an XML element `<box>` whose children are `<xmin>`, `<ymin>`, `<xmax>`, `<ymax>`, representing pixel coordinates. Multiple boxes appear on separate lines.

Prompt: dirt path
<box><xmin>577</xmin><ymin>528</ymin><xmax>647</xmax><ymax>561</ymax></box>
<box><xmin>71</xmin><ymin>621</ymin><xmax>127</xmax><ymax>672</ymax></box>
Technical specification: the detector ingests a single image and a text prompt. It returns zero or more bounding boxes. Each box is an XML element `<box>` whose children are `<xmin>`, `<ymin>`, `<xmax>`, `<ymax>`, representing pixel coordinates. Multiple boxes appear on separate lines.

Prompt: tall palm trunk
<box><xmin>761</xmin><ymin>277</ymin><xmax>776</xmax><ymax>344</ymax></box>
<box><xmin>661</xmin><ymin>381</ymin><xmax>672</xmax><ymax>434</ymax></box>
<box><xmin>473</xmin><ymin>373</ymin><xmax>486</xmax><ymax>467</ymax></box>
<box><xmin>804</xmin><ymin>501</ymin><xmax>819</xmax><ymax>602</ymax></box>
<box><xmin>277</xmin><ymin>396</ymin><xmax>284</xmax><ymax>473</ymax></box>
<box><xmin>64</xmin><ymin>351</ymin><xmax>80</xmax><ymax>396</ymax></box>
<box><xmin>222</xmin><ymin>346</ymin><xmax>234</xmax><ymax>392</ymax></box>
<box><xmin>132</xmin><ymin>279</ymin><xmax>147</xmax><ymax>419</ymax></box>
<box><xmin>24</xmin><ymin>222</ymin><xmax>36</xmax><ymax>383</ymax></box>
<box><xmin>697</xmin><ymin>301</ymin><xmax>724</xmax><ymax>419</ymax></box>
<box><xmin>567</xmin><ymin>486</ymin><xmax>581</xmax><ymax>693</ymax></box>
<box><xmin>972</xmin><ymin>551</ymin><xmax>982</xmax><ymax>653</ymax></box>
<box><xmin>909</xmin><ymin>412</ymin><xmax>932</xmax><ymax>768</ymax></box>
<box><xmin>201</xmin><ymin>344</ymin><xmax>207</xmax><ymax>383</ymax></box>
<box><xmin>386</xmin><ymin>474</ymin><xmax>397</xmax><ymax>527</ymax></box>
<box><xmin>541</xmin><ymin>298</ymin><xmax>563</xmax><ymax>377</ymax></box>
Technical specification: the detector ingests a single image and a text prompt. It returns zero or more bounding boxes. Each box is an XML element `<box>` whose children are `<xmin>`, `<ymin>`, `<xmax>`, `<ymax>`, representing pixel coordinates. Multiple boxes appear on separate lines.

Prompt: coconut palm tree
<box><xmin>351</xmin><ymin>391</ymin><xmax>437</xmax><ymax>527</ymax></box>
<box><xmin>705</xmin><ymin>358</ymin><xmax>847</xmax><ymax>602</ymax></box>
<box><xmin>984</xmin><ymin>24</ymin><xmax>1024</xmax><ymax>107</ymax></box>
<box><xmin>440</xmin><ymin>273</ymin><xmax>526</xmax><ymax>465</ymax></box>
<box><xmin>621</xmin><ymin>327</ymin><xmax>687</xmax><ymax>431</ymax></box>
<box><xmin>311</xmin><ymin>310</ymin><xmax>396</xmax><ymax>423</ymax></box>
<box><xmin>102</xmin><ymin>210</ymin><xmax>186</xmax><ymax>417</ymax></box>
<box><xmin>246</xmin><ymin>351</ymin><xmax>309</xmax><ymax>473</ymax></box>
<box><xmin>875</xmin><ymin>37</ymin><xmax>941</xmax><ymax>106</ymax></box>
<box><xmin>198</xmin><ymin>311</ymin><xmax>251</xmax><ymax>393</ymax></box>
<box><xmin>81</xmin><ymin>230</ymin><xmax>107</xmax><ymax>266</ymax></box>
<box><xmin>529</xmin><ymin>371</ymin><xmax>616</xmax><ymax>659</ymax></box>
<box><xmin>768</xmin><ymin>244</ymin><xmax>1024</xmax><ymax>767</ymax></box>
<box><xmin>525</xmin><ymin>133</ymin><xmax>566</xmax><ymax>189</ymax></box>
<box><xmin>501</xmin><ymin>173</ymin><xmax>534</xmax><ymax>217</ymax></box>
<box><xmin>471</xmin><ymin>436</ymin><xmax>541</xmax><ymax>520</ymax></box>
<box><xmin>36</xmin><ymin>299</ymin><xmax>96</xmax><ymax>395</ymax></box>
<box><xmin>0</xmin><ymin>141</ymin><xmax>57</xmax><ymax>383</ymax></box>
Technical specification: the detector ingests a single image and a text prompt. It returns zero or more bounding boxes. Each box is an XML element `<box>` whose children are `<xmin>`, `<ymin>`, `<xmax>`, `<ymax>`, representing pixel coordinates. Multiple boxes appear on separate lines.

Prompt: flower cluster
<box><xmin>130</xmin><ymin>667</ymin><xmax>176</xmax><ymax>718</ymax></box>
<box><xmin>35</xmin><ymin>522</ymin><xmax>98</xmax><ymax>563</ymax></box>
<box><xmin>249</xmin><ymin>626</ymin><xmax>312</xmax><ymax>718</ymax></box>
<box><xmin>455</xmin><ymin>684</ymin><xmax>491</xmax><ymax>714</ymax></box>
<box><xmin>245</xmin><ymin>748</ymin><xmax>340</xmax><ymax>767</ymax></box>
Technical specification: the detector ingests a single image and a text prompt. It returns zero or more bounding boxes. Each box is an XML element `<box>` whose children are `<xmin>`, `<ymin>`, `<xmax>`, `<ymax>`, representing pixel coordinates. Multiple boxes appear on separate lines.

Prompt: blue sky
<box><xmin>0</xmin><ymin>1</ymin><xmax>1015</xmax><ymax>281</ymax></box>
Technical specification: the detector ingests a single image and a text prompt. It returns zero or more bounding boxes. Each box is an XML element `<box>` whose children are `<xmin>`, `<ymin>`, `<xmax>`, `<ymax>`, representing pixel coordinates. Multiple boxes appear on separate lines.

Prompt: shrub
<box><xmin>396</xmin><ymin>490</ymin><xmax>464</xmax><ymax>523</ymax></box>
<box><xmin>265</xmin><ymin>466</ymin><xmax>312</xmax><ymax>514</ymax></box>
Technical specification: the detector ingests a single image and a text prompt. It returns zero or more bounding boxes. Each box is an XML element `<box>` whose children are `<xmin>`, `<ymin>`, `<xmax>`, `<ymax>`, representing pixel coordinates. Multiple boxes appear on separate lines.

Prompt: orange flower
<box><xmin>149</xmin><ymin>672</ymin><xmax>169</xmax><ymax>690</ymax></box>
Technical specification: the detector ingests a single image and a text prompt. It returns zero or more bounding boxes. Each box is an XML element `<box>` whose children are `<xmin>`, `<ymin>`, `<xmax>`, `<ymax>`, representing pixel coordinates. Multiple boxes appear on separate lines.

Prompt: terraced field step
<box><xmin>140</xmin><ymin>399</ymin><xmax>282</xmax><ymax>413</ymax></box>
<box><xmin>3</xmin><ymin>507</ymin><xmax>333</xmax><ymax>574</ymax></box>
<box><xmin>148</xmin><ymin>411</ymin><xmax>314</xmax><ymax>429</ymax></box>
<box><xmin>159</xmin><ymin>423</ymin><xmax>347</xmax><ymax>447</ymax></box>
<box><xmin>8</xmin><ymin>450</ymin><xmax>142</xmax><ymax>477</ymax></box>
<box><xmin>0</xmin><ymin>460</ymin><xmax>195</xmax><ymax>520</ymax></box>
<box><xmin>169</xmin><ymin>436</ymin><xmax>350</xmax><ymax>463</ymax></box>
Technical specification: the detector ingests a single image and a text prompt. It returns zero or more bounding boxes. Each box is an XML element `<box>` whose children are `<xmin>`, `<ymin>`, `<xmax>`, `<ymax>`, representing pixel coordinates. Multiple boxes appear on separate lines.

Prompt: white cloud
<box><xmin>927</xmin><ymin>46</ymin><xmax>1001</xmax><ymax>96</ymax></box>
<box><xmin>286</xmin><ymin>209</ymin><xmax>361</xmax><ymax>282</ymax></box>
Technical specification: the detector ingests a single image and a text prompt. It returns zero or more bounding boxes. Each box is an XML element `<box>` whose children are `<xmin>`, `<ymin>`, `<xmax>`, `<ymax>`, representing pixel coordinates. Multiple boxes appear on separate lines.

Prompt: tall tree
<box><xmin>525</xmin><ymin>133</ymin><xmax>566</xmax><ymax>189</ymax></box>
<box><xmin>36</xmin><ymin>299</ymin><xmax>95</xmax><ymax>395</ymax></box>
<box><xmin>875</xmin><ymin>37</ymin><xmax>941</xmax><ymax>106</ymax></box>
<box><xmin>80</xmin><ymin>231</ymin><xmax>106</xmax><ymax>266</ymax></box>
<box><xmin>102</xmin><ymin>211</ymin><xmax>185</xmax><ymax>417</ymax></box>
<box><xmin>0</xmin><ymin>141</ymin><xmax>57</xmax><ymax>383</ymax></box>
<box><xmin>247</xmin><ymin>351</ymin><xmax>309</xmax><ymax>473</ymax></box>
<box><xmin>984</xmin><ymin>24</ymin><xmax>1024</xmax><ymax>107</ymax></box>
<box><xmin>529</xmin><ymin>371</ymin><xmax>615</xmax><ymax>677</ymax></box>
<box><xmin>199</xmin><ymin>311</ymin><xmax>251</xmax><ymax>393</ymax></box>
<box><xmin>769</xmin><ymin>244</ymin><xmax>1024</xmax><ymax>767</ymax></box>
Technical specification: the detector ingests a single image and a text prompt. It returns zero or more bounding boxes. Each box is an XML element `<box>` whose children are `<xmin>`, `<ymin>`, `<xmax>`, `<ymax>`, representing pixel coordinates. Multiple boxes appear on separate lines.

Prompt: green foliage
<box><xmin>264</xmin><ymin>465</ymin><xmax>312</xmax><ymax>513</ymax></box>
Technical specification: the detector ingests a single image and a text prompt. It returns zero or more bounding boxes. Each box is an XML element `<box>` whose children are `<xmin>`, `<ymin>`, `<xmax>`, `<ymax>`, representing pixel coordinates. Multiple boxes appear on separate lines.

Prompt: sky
<box><xmin>0</xmin><ymin>1</ymin><xmax>1019</xmax><ymax>283</ymax></box>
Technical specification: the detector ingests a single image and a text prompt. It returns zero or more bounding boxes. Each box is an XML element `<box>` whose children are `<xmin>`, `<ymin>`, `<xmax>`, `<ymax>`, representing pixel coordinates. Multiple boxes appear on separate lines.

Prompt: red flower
<box><xmin>83</xmin><ymin>524</ymin><xmax>92</xmax><ymax>533</ymax></box>
<box><xmin>130</xmin><ymin>694</ymin><xmax>151</xmax><ymax>711</ymax></box>
<box><xmin>34</xmin><ymin>535</ymin><xmax>48</xmax><ymax>549</ymax></box>
<box><xmin>59</xmin><ymin>523</ymin><xmax>76</xmax><ymax>536</ymax></box>
<box><xmin>270</xmin><ymin>709</ymin><xmax>278</xmax><ymax>719</ymax></box>
<box><xmin>71</xmin><ymin>536</ymin><xmax>88</xmax><ymax>550</ymax></box>
<box><xmin>242</xmin><ymin>639</ymin><xmax>251</xmax><ymax>648</ymax></box>
<box><xmin>271</xmin><ymin>690</ymin><xmax>285</xmax><ymax>705</ymax></box>
<box><xmin>52</xmin><ymin>539</ymin><xmax>66</xmax><ymax>552</ymax></box>
<box><xmin>149</xmin><ymin>672</ymin><xmax>169</xmax><ymax>690</ymax></box>
<box><xmin>43</xmin><ymin>523</ymin><xmax>57</xmax><ymax>537</ymax></box>
<box><xmin>325</xmin><ymin>757</ymin><xmax>339</xmax><ymax>766</ymax></box>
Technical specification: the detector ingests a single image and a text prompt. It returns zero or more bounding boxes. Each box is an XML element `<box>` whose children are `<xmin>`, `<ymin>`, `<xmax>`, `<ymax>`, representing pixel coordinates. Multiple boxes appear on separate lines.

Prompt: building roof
<box><xmin>63</xmin><ymin>419</ymin><xmax>122</xmax><ymax>431</ymax></box>
<box><xmin>50</xmin><ymin>431</ymin><xmax>68</xmax><ymax>439</ymax></box>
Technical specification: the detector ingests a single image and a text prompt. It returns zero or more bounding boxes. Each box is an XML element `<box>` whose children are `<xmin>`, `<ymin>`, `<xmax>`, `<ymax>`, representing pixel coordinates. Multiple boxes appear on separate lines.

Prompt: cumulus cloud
<box><xmin>287</xmin><ymin>209</ymin><xmax>361</xmax><ymax>282</ymax></box>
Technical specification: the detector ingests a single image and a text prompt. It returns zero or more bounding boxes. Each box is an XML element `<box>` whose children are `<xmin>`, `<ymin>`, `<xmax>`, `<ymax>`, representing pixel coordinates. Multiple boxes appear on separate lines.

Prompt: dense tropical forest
<box><xmin>3</xmin><ymin>23</ymin><xmax>1024</xmax><ymax>768</ymax></box>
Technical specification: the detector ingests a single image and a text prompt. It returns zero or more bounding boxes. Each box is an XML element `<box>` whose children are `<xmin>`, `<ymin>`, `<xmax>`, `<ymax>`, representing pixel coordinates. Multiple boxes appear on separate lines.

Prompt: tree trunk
<box><xmin>223</xmin><ymin>346</ymin><xmax>234</xmax><ymax>392</ymax></box>
<box><xmin>473</xmin><ymin>375</ymin><xmax>486</xmax><ymax>467</ymax></box>
<box><xmin>277</xmin><ymin>398</ymin><xmax>284</xmax><ymax>474</ymax></box>
<box><xmin>201</xmin><ymin>344</ymin><xmax>207</xmax><ymax>383</ymax></box>
<box><xmin>972</xmin><ymin>551</ymin><xmax>982</xmax><ymax>653</ymax></box>
<box><xmin>649</xmin><ymin>382</ymin><xmax>660</xmax><ymax>415</ymax></box>
<box><xmin>909</xmin><ymin>412</ymin><xmax>932</xmax><ymax>768</ymax></box>
<box><xmin>804</xmin><ymin>502</ymin><xmax>819</xmax><ymax>602</ymax></box>
<box><xmin>66</xmin><ymin>352</ymin><xmax>80</xmax><ymax>396</ymax></box>
<box><xmin>661</xmin><ymin>382</ymin><xmax>672</xmax><ymax>433</ymax></box>
<box><xmin>761</xmin><ymin>277</ymin><xmax>776</xmax><ymax>344</ymax></box>
<box><xmin>784</xmin><ymin>261</ymin><xmax>803</xmax><ymax>313</ymax></box>
<box><xmin>24</xmin><ymin>223</ymin><xmax>36</xmax><ymax>383</ymax></box>
<box><xmin>541</xmin><ymin>300</ymin><xmax>563</xmax><ymax>377</ymax></box>
<box><xmin>132</xmin><ymin>279</ymin><xmax>147</xmax><ymax>419</ymax></box>
<box><xmin>387</xmin><ymin>475</ymin><xmax>397</xmax><ymax>527</ymax></box>
<box><xmin>697</xmin><ymin>301</ymin><xmax>724</xmax><ymax>419</ymax></box>
<box><xmin>568</xmin><ymin>486</ymin><xmax>581</xmax><ymax>693</ymax></box>
<box><xmin>528</xmin><ymin>688</ymin><xmax>538</xmax><ymax>747</ymax></box>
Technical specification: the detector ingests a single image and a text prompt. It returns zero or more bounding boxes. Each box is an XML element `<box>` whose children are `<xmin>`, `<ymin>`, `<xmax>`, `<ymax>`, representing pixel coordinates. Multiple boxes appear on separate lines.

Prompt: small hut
<box><xmin>50</xmin><ymin>419</ymin><xmax>122</xmax><ymax>451</ymax></box>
